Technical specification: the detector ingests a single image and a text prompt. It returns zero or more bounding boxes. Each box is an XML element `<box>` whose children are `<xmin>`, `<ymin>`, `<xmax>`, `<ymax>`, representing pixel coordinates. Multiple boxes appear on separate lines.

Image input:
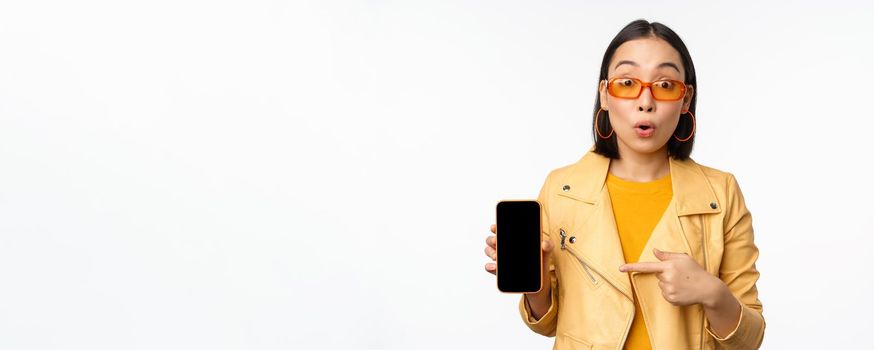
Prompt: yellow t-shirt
<box><xmin>606</xmin><ymin>171</ymin><xmax>673</xmax><ymax>350</ymax></box>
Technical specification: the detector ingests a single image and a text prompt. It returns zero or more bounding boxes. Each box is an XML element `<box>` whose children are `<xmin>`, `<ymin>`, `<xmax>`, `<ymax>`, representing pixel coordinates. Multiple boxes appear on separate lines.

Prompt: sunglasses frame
<box><xmin>604</xmin><ymin>77</ymin><xmax>689</xmax><ymax>102</ymax></box>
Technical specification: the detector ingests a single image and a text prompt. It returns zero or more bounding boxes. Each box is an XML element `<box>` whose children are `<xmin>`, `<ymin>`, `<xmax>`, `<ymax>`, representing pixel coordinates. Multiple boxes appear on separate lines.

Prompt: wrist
<box><xmin>702</xmin><ymin>275</ymin><xmax>729</xmax><ymax>310</ymax></box>
<box><xmin>526</xmin><ymin>285</ymin><xmax>551</xmax><ymax>304</ymax></box>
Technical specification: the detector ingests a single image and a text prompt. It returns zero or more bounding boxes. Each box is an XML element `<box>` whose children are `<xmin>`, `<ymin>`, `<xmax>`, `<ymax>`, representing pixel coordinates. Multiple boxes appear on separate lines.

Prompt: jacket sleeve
<box><xmin>704</xmin><ymin>173</ymin><xmax>766</xmax><ymax>348</ymax></box>
<box><xmin>517</xmin><ymin>173</ymin><xmax>559</xmax><ymax>337</ymax></box>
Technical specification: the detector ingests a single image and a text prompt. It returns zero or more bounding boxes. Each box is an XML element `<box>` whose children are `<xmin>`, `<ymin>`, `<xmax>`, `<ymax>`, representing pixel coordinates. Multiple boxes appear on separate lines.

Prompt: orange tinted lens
<box><xmin>608</xmin><ymin>78</ymin><xmax>641</xmax><ymax>98</ymax></box>
<box><xmin>651</xmin><ymin>80</ymin><xmax>685</xmax><ymax>100</ymax></box>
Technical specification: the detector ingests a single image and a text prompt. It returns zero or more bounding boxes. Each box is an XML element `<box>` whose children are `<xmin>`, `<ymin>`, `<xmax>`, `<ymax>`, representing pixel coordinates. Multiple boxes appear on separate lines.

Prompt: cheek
<box><xmin>606</xmin><ymin>102</ymin><xmax>682</xmax><ymax>130</ymax></box>
<box><xmin>657</xmin><ymin>101</ymin><xmax>684</xmax><ymax>113</ymax></box>
<box><xmin>657</xmin><ymin>104</ymin><xmax>684</xmax><ymax>130</ymax></box>
<box><xmin>604</xmin><ymin>101</ymin><xmax>637</xmax><ymax>124</ymax></box>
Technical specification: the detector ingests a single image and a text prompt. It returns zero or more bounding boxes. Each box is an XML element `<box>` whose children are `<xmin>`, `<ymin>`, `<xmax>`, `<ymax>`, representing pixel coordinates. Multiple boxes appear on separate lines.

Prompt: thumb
<box><xmin>653</xmin><ymin>247</ymin><xmax>684</xmax><ymax>261</ymax></box>
<box><xmin>541</xmin><ymin>240</ymin><xmax>553</xmax><ymax>274</ymax></box>
<box><xmin>542</xmin><ymin>239</ymin><xmax>554</xmax><ymax>255</ymax></box>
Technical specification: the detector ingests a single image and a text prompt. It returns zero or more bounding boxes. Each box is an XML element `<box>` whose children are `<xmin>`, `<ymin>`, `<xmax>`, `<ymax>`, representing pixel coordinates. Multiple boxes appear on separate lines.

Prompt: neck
<box><xmin>609</xmin><ymin>142</ymin><xmax>670</xmax><ymax>182</ymax></box>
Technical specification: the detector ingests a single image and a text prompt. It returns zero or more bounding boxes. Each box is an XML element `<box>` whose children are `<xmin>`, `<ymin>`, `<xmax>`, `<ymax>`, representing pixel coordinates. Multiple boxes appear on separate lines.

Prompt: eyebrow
<box><xmin>614</xmin><ymin>60</ymin><xmax>681</xmax><ymax>73</ymax></box>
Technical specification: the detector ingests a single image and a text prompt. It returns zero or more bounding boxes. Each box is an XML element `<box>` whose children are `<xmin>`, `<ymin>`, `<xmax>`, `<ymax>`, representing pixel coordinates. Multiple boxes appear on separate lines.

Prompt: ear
<box><xmin>682</xmin><ymin>84</ymin><xmax>695</xmax><ymax>112</ymax></box>
<box><xmin>599</xmin><ymin>80</ymin><xmax>609</xmax><ymax>110</ymax></box>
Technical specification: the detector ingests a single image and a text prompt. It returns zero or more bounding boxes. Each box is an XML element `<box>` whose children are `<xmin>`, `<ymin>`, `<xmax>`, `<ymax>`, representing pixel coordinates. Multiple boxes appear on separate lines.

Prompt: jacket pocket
<box><xmin>558</xmin><ymin>332</ymin><xmax>594</xmax><ymax>350</ymax></box>
<box><xmin>556</xmin><ymin>191</ymin><xmax>592</xmax><ymax>203</ymax></box>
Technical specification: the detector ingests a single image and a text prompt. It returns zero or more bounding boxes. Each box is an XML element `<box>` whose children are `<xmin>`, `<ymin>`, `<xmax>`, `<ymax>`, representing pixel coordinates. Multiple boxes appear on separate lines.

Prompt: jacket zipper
<box><xmin>700</xmin><ymin>216</ymin><xmax>710</xmax><ymax>273</ymax></box>
<box><xmin>559</xmin><ymin>229</ymin><xmax>596</xmax><ymax>284</ymax></box>
<box><xmin>622</xmin><ymin>275</ymin><xmax>637</xmax><ymax>350</ymax></box>
<box><xmin>699</xmin><ymin>216</ymin><xmax>709</xmax><ymax>350</ymax></box>
<box><xmin>559</xmin><ymin>228</ymin><xmax>634</xmax><ymax>349</ymax></box>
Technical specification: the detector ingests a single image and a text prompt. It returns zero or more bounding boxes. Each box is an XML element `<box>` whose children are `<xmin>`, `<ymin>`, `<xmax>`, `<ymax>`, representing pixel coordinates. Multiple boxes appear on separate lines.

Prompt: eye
<box><xmin>656</xmin><ymin>80</ymin><xmax>674</xmax><ymax>89</ymax></box>
<box><xmin>618</xmin><ymin>79</ymin><xmax>633</xmax><ymax>87</ymax></box>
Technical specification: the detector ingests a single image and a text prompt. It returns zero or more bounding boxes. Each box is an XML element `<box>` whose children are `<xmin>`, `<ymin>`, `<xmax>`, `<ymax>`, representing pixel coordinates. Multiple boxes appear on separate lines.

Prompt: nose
<box><xmin>638</xmin><ymin>86</ymin><xmax>655</xmax><ymax>112</ymax></box>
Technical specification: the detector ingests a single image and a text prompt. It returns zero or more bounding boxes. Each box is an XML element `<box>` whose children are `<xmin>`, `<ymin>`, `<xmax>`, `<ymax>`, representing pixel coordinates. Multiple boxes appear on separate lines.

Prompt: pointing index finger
<box><xmin>619</xmin><ymin>262</ymin><xmax>665</xmax><ymax>273</ymax></box>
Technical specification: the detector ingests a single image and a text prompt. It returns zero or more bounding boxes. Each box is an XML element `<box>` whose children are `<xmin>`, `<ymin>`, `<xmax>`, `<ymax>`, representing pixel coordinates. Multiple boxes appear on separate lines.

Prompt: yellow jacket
<box><xmin>519</xmin><ymin>146</ymin><xmax>765</xmax><ymax>349</ymax></box>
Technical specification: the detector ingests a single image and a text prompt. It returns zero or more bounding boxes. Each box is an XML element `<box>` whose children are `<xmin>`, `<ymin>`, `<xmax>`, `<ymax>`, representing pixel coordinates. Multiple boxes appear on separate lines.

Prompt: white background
<box><xmin>1</xmin><ymin>1</ymin><xmax>872</xmax><ymax>349</ymax></box>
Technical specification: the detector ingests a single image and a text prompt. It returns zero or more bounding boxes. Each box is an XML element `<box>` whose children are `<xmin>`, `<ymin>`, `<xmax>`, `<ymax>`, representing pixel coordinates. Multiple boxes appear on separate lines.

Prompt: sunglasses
<box><xmin>605</xmin><ymin>77</ymin><xmax>688</xmax><ymax>101</ymax></box>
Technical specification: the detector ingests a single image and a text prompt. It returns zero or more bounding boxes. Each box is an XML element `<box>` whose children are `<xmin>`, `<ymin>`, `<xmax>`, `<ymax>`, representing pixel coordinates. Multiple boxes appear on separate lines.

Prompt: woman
<box><xmin>483</xmin><ymin>19</ymin><xmax>765</xmax><ymax>349</ymax></box>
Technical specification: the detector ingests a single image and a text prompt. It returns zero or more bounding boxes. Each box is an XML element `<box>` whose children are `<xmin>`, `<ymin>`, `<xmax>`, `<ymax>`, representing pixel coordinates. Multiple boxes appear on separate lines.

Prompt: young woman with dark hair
<box><xmin>484</xmin><ymin>19</ymin><xmax>765</xmax><ymax>349</ymax></box>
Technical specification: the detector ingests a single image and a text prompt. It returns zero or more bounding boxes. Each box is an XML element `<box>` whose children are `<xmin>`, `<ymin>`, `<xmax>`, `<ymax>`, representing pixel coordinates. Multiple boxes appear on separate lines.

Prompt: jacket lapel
<box><xmin>557</xmin><ymin>146</ymin><xmax>722</xmax><ymax>300</ymax></box>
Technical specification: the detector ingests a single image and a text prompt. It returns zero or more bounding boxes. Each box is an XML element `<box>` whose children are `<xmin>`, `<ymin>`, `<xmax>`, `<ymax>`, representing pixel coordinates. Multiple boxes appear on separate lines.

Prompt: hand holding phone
<box><xmin>489</xmin><ymin>200</ymin><xmax>547</xmax><ymax>293</ymax></box>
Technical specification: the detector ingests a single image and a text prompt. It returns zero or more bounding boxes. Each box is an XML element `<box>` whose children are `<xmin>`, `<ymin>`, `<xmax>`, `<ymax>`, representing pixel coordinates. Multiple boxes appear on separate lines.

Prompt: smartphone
<box><xmin>495</xmin><ymin>200</ymin><xmax>542</xmax><ymax>293</ymax></box>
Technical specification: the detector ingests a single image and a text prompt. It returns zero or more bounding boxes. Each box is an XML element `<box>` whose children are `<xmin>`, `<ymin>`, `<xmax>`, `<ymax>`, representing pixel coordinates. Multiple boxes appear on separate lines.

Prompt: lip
<box><xmin>635</xmin><ymin>128</ymin><xmax>655</xmax><ymax>137</ymax></box>
<box><xmin>633</xmin><ymin>121</ymin><xmax>655</xmax><ymax>129</ymax></box>
<box><xmin>633</xmin><ymin>121</ymin><xmax>655</xmax><ymax>138</ymax></box>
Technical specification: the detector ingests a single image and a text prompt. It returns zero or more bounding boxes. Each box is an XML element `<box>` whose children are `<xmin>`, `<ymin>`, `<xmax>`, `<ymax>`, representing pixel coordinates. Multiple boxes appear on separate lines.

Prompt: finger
<box><xmin>485</xmin><ymin>246</ymin><xmax>496</xmax><ymax>261</ymax></box>
<box><xmin>490</xmin><ymin>224</ymin><xmax>496</xmax><ymax>233</ymax></box>
<box><xmin>654</xmin><ymin>247</ymin><xmax>687</xmax><ymax>261</ymax></box>
<box><xmin>485</xmin><ymin>262</ymin><xmax>496</xmax><ymax>275</ymax></box>
<box><xmin>619</xmin><ymin>262</ymin><xmax>665</xmax><ymax>273</ymax></box>
<box><xmin>542</xmin><ymin>239</ymin><xmax>553</xmax><ymax>254</ymax></box>
<box><xmin>486</xmin><ymin>235</ymin><xmax>496</xmax><ymax>248</ymax></box>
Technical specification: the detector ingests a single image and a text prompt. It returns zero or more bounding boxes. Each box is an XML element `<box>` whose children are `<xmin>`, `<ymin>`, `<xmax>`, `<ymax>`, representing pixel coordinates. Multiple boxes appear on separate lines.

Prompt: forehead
<box><xmin>609</xmin><ymin>37</ymin><xmax>684</xmax><ymax>79</ymax></box>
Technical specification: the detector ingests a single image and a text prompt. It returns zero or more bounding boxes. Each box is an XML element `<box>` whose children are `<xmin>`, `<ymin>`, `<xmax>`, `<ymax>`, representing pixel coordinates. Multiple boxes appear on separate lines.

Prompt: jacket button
<box><xmin>562</xmin><ymin>185</ymin><xmax>570</xmax><ymax>192</ymax></box>
<box><xmin>569</xmin><ymin>236</ymin><xmax>576</xmax><ymax>244</ymax></box>
<box><xmin>710</xmin><ymin>202</ymin><xmax>717</xmax><ymax>209</ymax></box>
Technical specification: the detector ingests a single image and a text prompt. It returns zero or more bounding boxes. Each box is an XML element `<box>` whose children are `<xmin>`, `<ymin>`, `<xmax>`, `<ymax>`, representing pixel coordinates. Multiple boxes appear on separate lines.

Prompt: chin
<box><xmin>624</xmin><ymin>138</ymin><xmax>669</xmax><ymax>154</ymax></box>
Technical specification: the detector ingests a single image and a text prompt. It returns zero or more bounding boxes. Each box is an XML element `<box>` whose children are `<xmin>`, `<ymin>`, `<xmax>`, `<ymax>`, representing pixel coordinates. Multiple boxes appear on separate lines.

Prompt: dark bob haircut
<box><xmin>593</xmin><ymin>19</ymin><xmax>697</xmax><ymax>160</ymax></box>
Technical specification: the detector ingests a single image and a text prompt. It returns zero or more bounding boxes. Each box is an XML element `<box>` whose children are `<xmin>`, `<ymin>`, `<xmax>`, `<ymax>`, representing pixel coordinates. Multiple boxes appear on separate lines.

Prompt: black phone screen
<box><xmin>496</xmin><ymin>200</ymin><xmax>542</xmax><ymax>293</ymax></box>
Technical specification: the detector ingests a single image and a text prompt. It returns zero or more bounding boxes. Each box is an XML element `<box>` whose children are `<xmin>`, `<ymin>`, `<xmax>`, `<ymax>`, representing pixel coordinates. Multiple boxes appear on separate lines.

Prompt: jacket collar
<box><xmin>556</xmin><ymin>146</ymin><xmax>722</xmax><ymax>300</ymax></box>
<box><xmin>561</xmin><ymin>145</ymin><xmax>721</xmax><ymax>216</ymax></box>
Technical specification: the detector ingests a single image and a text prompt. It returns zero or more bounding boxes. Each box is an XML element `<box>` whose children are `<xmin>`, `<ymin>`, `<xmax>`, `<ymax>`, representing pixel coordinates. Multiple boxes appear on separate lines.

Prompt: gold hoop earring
<box><xmin>595</xmin><ymin>108</ymin><xmax>614</xmax><ymax>139</ymax></box>
<box><xmin>673</xmin><ymin>110</ymin><xmax>696</xmax><ymax>142</ymax></box>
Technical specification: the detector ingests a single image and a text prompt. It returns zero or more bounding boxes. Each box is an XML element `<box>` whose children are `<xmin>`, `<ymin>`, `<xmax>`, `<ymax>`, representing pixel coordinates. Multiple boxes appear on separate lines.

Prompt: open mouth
<box><xmin>634</xmin><ymin>122</ymin><xmax>655</xmax><ymax>137</ymax></box>
<box><xmin>634</xmin><ymin>121</ymin><xmax>655</xmax><ymax>131</ymax></box>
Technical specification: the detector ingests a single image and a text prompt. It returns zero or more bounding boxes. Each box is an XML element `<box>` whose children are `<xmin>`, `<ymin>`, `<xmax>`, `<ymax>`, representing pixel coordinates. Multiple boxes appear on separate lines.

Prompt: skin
<box><xmin>600</xmin><ymin>36</ymin><xmax>693</xmax><ymax>182</ymax></box>
<box><xmin>484</xmin><ymin>36</ymin><xmax>742</xmax><ymax>339</ymax></box>
<box><xmin>484</xmin><ymin>224</ymin><xmax>554</xmax><ymax>320</ymax></box>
